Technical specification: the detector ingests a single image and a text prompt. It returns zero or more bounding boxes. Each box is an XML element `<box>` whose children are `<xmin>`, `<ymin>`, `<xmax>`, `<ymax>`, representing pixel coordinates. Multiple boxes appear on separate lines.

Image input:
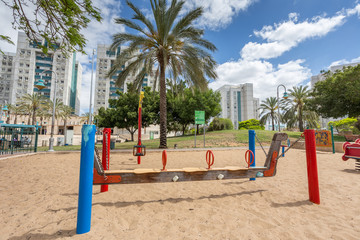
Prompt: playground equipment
<box><xmin>342</xmin><ymin>139</ymin><xmax>360</xmax><ymax>171</ymax></box>
<box><xmin>77</xmin><ymin>127</ymin><xmax>320</xmax><ymax>234</ymax></box>
<box><xmin>99</xmin><ymin>128</ymin><xmax>111</xmax><ymax>192</ymax></box>
<box><xmin>133</xmin><ymin>91</ymin><xmax>146</xmax><ymax>164</ymax></box>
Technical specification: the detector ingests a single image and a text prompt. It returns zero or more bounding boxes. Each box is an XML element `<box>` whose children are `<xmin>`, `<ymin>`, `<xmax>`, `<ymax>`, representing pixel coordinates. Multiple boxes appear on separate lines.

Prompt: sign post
<box><xmin>195</xmin><ymin>111</ymin><xmax>205</xmax><ymax>148</ymax></box>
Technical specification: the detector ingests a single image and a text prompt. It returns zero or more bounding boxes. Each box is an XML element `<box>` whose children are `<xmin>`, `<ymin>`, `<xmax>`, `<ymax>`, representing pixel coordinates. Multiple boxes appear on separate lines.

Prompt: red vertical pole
<box><xmin>137</xmin><ymin>91</ymin><xmax>144</xmax><ymax>165</ymax></box>
<box><xmin>137</xmin><ymin>106</ymin><xmax>142</xmax><ymax>164</ymax></box>
<box><xmin>100</xmin><ymin>128</ymin><xmax>111</xmax><ymax>192</ymax></box>
<box><xmin>304</xmin><ymin>129</ymin><xmax>320</xmax><ymax>204</ymax></box>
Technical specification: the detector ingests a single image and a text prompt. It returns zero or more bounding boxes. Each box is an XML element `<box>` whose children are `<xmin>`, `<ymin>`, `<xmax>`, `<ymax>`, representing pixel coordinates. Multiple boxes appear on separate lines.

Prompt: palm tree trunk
<box><xmin>271</xmin><ymin>113</ymin><xmax>275</xmax><ymax>131</ymax></box>
<box><xmin>27</xmin><ymin>114</ymin><xmax>31</xmax><ymax>125</ymax></box>
<box><xmin>299</xmin><ymin>107</ymin><xmax>304</xmax><ymax>132</ymax></box>
<box><xmin>159</xmin><ymin>53</ymin><xmax>167</xmax><ymax>148</ymax></box>
<box><xmin>32</xmin><ymin>107</ymin><xmax>36</xmax><ymax>125</ymax></box>
<box><xmin>14</xmin><ymin>114</ymin><xmax>17</xmax><ymax>124</ymax></box>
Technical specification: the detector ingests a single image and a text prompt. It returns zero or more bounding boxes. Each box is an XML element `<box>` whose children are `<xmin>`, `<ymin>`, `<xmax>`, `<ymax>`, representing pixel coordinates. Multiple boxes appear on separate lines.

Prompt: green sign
<box><xmin>195</xmin><ymin>110</ymin><xmax>205</xmax><ymax>124</ymax></box>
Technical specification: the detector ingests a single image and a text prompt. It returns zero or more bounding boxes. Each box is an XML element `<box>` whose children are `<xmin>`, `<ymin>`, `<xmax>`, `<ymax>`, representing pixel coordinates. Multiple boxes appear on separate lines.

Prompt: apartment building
<box><xmin>1</xmin><ymin>32</ymin><xmax>82</xmax><ymax>115</ymax></box>
<box><xmin>217</xmin><ymin>83</ymin><xmax>259</xmax><ymax>129</ymax></box>
<box><xmin>0</xmin><ymin>52</ymin><xmax>16</xmax><ymax>106</ymax></box>
<box><xmin>94</xmin><ymin>44</ymin><xmax>156</xmax><ymax>113</ymax></box>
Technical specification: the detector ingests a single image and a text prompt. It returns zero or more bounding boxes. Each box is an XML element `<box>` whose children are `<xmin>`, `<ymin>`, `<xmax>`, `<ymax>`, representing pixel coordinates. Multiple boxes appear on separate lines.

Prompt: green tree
<box><xmin>108</xmin><ymin>0</ymin><xmax>217</xmax><ymax>148</ymax></box>
<box><xmin>0</xmin><ymin>0</ymin><xmax>102</xmax><ymax>54</ymax></box>
<box><xmin>308</xmin><ymin>65</ymin><xmax>360</xmax><ymax>118</ymax></box>
<box><xmin>328</xmin><ymin>118</ymin><xmax>358</xmax><ymax>134</ymax></box>
<box><xmin>259</xmin><ymin>97</ymin><xmax>279</xmax><ymax>131</ymax></box>
<box><xmin>283</xmin><ymin>85</ymin><xmax>319</xmax><ymax>132</ymax></box>
<box><xmin>19</xmin><ymin>93</ymin><xmax>48</xmax><ymax>125</ymax></box>
<box><xmin>169</xmin><ymin>88</ymin><xmax>221</xmax><ymax>135</ymax></box>
<box><xmin>208</xmin><ymin>118</ymin><xmax>233</xmax><ymax>131</ymax></box>
<box><xmin>8</xmin><ymin>104</ymin><xmax>24</xmax><ymax>124</ymax></box>
<box><xmin>238</xmin><ymin>119</ymin><xmax>265</xmax><ymax>130</ymax></box>
<box><xmin>96</xmin><ymin>87</ymin><xmax>159</xmax><ymax>141</ymax></box>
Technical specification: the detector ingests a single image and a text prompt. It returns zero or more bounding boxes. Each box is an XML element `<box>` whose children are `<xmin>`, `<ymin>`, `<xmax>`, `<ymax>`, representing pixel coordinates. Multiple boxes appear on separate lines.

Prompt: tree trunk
<box><xmin>271</xmin><ymin>113</ymin><xmax>275</xmax><ymax>131</ymax></box>
<box><xmin>299</xmin><ymin>106</ymin><xmax>304</xmax><ymax>132</ymax></box>
<box><xmin>32</xmin><ymin>108</ymin><xmax>36</xmax><ymax>125</ymax></box>
<box><xmin>14</xmin><ymin>114</ymin><xmax>17</xmax><ymax>124</ymax></box>
<box><xmin>158</xmin><ymin>52</ymin><xmax>167</xmax><ymax>148</ymax></box>
<box><xmin>27</xmin><ymin>114</ymin><xmax>31</xmax><ymax>125</ymax></box>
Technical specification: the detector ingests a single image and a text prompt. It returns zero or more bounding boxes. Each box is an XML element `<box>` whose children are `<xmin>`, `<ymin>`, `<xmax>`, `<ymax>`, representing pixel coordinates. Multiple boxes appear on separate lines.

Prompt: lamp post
<box><xmin>276</xmin><ymin>84</ymin><xmax>288</xmax><ymax>132</ymax></box>
<box><xmin>35</xmin><ymin>69</ymin><xmax>58</xmax><ymax>151</ymax></box>
<box><xmin>89</xmin><ymin>49</ymin><xmax>95</xmax><ymax>125</ymax></box>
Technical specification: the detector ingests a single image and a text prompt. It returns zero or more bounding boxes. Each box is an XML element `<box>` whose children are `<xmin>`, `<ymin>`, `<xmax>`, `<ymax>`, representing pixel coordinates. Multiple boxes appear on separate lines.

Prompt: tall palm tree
<box><xmin>46</xmin><ymin>98</ymin><xmax>64</xmax><ymax>135</ymax></box>
<box><xmin>20</xmin><ymin>93</ymin><xmax>48</xmax><ymax>125</ymax></box>
<box><xmin>60</xmin><ymin>105</ymin><xmax>73</xmax><ymax>145</ymax></box>
<box><xmin>259</xmin><ymin>97</ymin><xmax>279</xmax><ymax>131</ymax></box>
<box><xmin>108</xmin><ymin>0</ymin><xmax>217</xmax><ymax>148</ymax></box>
<box><xmin>283</xmin><ymin>85</ymin><xmax>319</xmax><ymax>132</ymax></box>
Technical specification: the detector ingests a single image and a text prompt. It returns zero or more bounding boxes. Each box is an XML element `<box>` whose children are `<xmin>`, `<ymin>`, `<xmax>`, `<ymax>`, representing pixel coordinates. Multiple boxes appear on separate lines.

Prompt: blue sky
<box><xmin>1</xmin><ymin>0</ymin><xmax>360</xmax><ymax>114</ymax></box>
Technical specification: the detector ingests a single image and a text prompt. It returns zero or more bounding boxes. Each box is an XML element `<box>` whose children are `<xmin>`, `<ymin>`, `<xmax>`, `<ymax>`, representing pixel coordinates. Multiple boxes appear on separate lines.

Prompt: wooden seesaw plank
<box><xmin>93</xmin><ymin>166</ymin><xmax>268</xmax><ymax>185</ymax></box>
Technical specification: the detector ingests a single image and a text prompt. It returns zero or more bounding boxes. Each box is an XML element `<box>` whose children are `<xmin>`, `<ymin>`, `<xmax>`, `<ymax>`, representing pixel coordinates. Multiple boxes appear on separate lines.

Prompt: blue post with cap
<box><xmin>249</xmin><ymin>130</ymin><xmax>256</xmax><ymax>181</ymax></box>
<box><xmin>76</xmin><ymin>124</ymin><xmax>96</xmax><ymax>234</ymax></box>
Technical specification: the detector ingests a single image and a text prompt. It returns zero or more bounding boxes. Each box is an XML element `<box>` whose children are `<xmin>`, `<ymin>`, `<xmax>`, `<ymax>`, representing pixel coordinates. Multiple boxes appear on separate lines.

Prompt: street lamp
<box><xmin>35</xmin><ymin>69</ymin><xmax>58</xmax><ymax>151</ymax></box>
<box><xmin>89</xmin><ymin>49</ymin><xmax>95</xmax><ymax>125</ymax></box>
<box><xmin>277</xmin><ymin>84</ymin><xmax>288</xmax><ymax>132</ymax></box>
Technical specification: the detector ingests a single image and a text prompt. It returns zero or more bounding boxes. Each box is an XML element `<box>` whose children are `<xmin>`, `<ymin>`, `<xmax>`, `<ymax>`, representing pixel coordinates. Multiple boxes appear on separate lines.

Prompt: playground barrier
<box><xmin>76</xmin><ymin>127</ymin><xmax>320</xmax><ymax>234</ymax></box>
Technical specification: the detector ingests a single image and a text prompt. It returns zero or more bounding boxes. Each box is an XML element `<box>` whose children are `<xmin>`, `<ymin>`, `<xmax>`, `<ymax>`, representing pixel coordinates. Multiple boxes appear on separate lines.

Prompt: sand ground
<box><xmin>0</xmin><ymin>148</ymin><xmax>359</xmax><ymax>240</ymax></box>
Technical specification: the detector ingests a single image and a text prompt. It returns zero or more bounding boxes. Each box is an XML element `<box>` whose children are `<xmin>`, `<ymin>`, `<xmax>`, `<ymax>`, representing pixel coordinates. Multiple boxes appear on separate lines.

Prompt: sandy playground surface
<box><xmin>0</xmin><ymin>148</ymin><xmax>359</xmax><ymax>240</ymax></box>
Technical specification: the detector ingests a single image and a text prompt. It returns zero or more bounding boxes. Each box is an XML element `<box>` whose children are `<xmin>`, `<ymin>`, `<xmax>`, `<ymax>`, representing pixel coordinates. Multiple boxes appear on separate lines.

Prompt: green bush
<box><xmin>208</xmin><ymin>117</ymin><xmax>234</xmax><ymax>131</ymax></box>
<box><xmin>238</xmin><ymin>119</ymin><xmax>265</xmax><ymax>130</ymax></box>
<box><xmin>328</xmin><ymin>117</ymin><xmax>359</xmax><ymax>134</ymax></box>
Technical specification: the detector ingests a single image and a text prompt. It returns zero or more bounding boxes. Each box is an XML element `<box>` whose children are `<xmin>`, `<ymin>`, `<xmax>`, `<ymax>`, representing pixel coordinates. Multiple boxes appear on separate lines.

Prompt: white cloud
<box><xmin>241</xmin><ymin>13</ymin><xmax>346</xmax><ymax>60</ymax></box>
<box><xmin>210</xmin><ymin>59</ymin><xmax>311</xmax><ymax>100</ymax></box>
<box><xmin>347</xmin><ymin>3</ymin><xmax>360</xmax><ymax>16</ymax></box>
<box><xmin>329</xmin><ymin>56</ymin><xmax>360</xmax><ymax>68</ymax></box>
<box><xmin>182</xmin><ymin>0</ymin><xmax>257</xmax><ymax>30</ymax></box>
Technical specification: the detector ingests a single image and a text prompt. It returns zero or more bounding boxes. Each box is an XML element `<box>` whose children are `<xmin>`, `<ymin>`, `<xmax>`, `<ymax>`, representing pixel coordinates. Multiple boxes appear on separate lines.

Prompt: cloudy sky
<box><xmin>1</xmin><ymin>0</ymin><xmax>360</xmax><ymax>114</ymax></box>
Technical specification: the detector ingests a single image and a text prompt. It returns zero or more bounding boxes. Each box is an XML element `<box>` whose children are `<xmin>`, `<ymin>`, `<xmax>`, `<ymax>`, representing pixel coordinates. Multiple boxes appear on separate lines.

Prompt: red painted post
<box><xmin>101</xmin><ymin>128</ymin><xmax>111</xmax><ymax>192</ymax></box>
<box><xmin>137</xmin><ymin>106</ymin><xmax>142</xmax><ymax>164</ymax></box>
<box><xmin>304</xmin><ymin>129</ymin><xmax>320</xmax><ymax>204</ymax></box>
<box><xmin>137</xmin><ymin>92</ymin><xmax>144</xmax><ymax>165</ymax></box>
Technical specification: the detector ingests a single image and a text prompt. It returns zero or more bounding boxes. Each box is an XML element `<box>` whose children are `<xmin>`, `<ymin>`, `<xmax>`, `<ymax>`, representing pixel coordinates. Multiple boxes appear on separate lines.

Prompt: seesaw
<box><xmin>92</xmin><ymin>133</ymin><xmax>288</xmax><ymax>185</ymax></box>
<box><xmin>76</xmin><ymin>127</ymin><xmax>320</xmax><ymax>235</ymax></box>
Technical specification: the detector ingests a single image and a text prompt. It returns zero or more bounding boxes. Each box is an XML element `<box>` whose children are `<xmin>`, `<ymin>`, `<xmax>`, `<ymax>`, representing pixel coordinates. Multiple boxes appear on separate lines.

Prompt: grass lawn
<box><xmin>36</xmin><ymin>129</ymin><xmax>346</xmax><ymax>152</ymax></box>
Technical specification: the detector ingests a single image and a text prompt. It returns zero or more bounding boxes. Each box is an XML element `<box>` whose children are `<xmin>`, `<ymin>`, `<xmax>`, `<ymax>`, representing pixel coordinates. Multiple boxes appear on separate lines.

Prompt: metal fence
<box><xmin>0</xmin><ymin>124</ymin><xmax>40</xmax><ymax>155</ymax></box>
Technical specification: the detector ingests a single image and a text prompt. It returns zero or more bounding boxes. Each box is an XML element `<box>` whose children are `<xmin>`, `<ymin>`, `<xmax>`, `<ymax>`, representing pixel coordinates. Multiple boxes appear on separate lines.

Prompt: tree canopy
<box><xmin>308</xmin><ymin>65</ymin><xmax>360</xmax><ymax>118</ymax></box>
<box><xmin>95</xmin><ymin>86</ymin><xmax>159</xmax><ymax>141</ymax></box>
<box><xmin>0</xmin><ymin>0</ymin><xmax>102</xmax><ymax>54</ymax></box>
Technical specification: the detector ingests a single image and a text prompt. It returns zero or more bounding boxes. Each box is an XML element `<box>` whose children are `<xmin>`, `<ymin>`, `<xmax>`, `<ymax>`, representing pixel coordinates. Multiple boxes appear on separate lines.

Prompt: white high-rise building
<box><xmin>6</xmin><ymin>32</ymin><xmax>82</xmax><ymax>115</ymax></box>
<box><xmin>0</xmin><ymin>52</ymin><xmax>16</xmax><ymax>106</ymax></box>
<box><xmin>217</xmin><ymin>83</ymin><xmax>259</xmax><ymax>129</ymax></box>
<box><xmin>94</xmin><ymin>44</ymin><xmax>156</xmax><ymax>113</ymax></box>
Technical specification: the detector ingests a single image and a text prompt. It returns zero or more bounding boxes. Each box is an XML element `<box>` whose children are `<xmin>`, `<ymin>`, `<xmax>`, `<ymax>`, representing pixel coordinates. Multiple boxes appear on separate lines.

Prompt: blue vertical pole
<box><xmin>330</xmin><ymin>125</ymin><xmax>335</xmax><ymax>154</ymax></box>
<box><xmin>76</xmin><ymin>125</ymin><xmax>96</xmax><ymax>234</ymax></box>
<box><xmin>249</xmin><ymin>130</ymin><xmax>256</xmax><ymax>181</ymax></box>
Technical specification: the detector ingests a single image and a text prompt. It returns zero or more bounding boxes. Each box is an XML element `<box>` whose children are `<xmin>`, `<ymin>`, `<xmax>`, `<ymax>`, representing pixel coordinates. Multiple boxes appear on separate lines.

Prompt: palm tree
<box><xmin>283</xmin><ymin>85</ymin><xmax>319</xmax><ymax>132</ymax></box>
<box><xmin>20</xmin><ymin>93</ymin><xmax>48</xmax><ymax>125</ymax></box>
<box><xmin>60</xmin><ymin>105</ymin><xmax>73</xmax><ymax>145</ymax></box>
<box><xmin>108</xmin><ymin>0</ymin><xmax>217</xmax><ymax>148</ymax></box>
<box><xmin>8</xmin><ymin>104</ymin><xmax>24</xmax><ymax>124</ymax></box>
<box><xmin>259</xmin><ymin>97</ymin><xmax>279</xmax><ymax>131</ymax></box>
<box><xmin>81</xmin><ymin>112</ymin><xmax>90</xmax><ymax>124</ymax></box>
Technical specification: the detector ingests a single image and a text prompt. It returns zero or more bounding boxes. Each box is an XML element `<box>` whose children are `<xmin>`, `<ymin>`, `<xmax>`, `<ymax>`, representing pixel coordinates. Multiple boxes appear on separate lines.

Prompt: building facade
<box><xmin>0</xmin><ymin>32</ymin><xmax>82</xmax><ymax>115</ymax></box>
<box><xmin>217</xmin><ymin>83</ymin><xmax>259</xmax><ymax>129</ymax></box>
<box><xmin>94</xmin><ymin>44</ymin><xmax>156</xmax><ymax>113</ymax></box>
<box><xmin>0</xmin><ymin>52</ymin><xmax>16</xmax><ymax>106</ymax></box>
